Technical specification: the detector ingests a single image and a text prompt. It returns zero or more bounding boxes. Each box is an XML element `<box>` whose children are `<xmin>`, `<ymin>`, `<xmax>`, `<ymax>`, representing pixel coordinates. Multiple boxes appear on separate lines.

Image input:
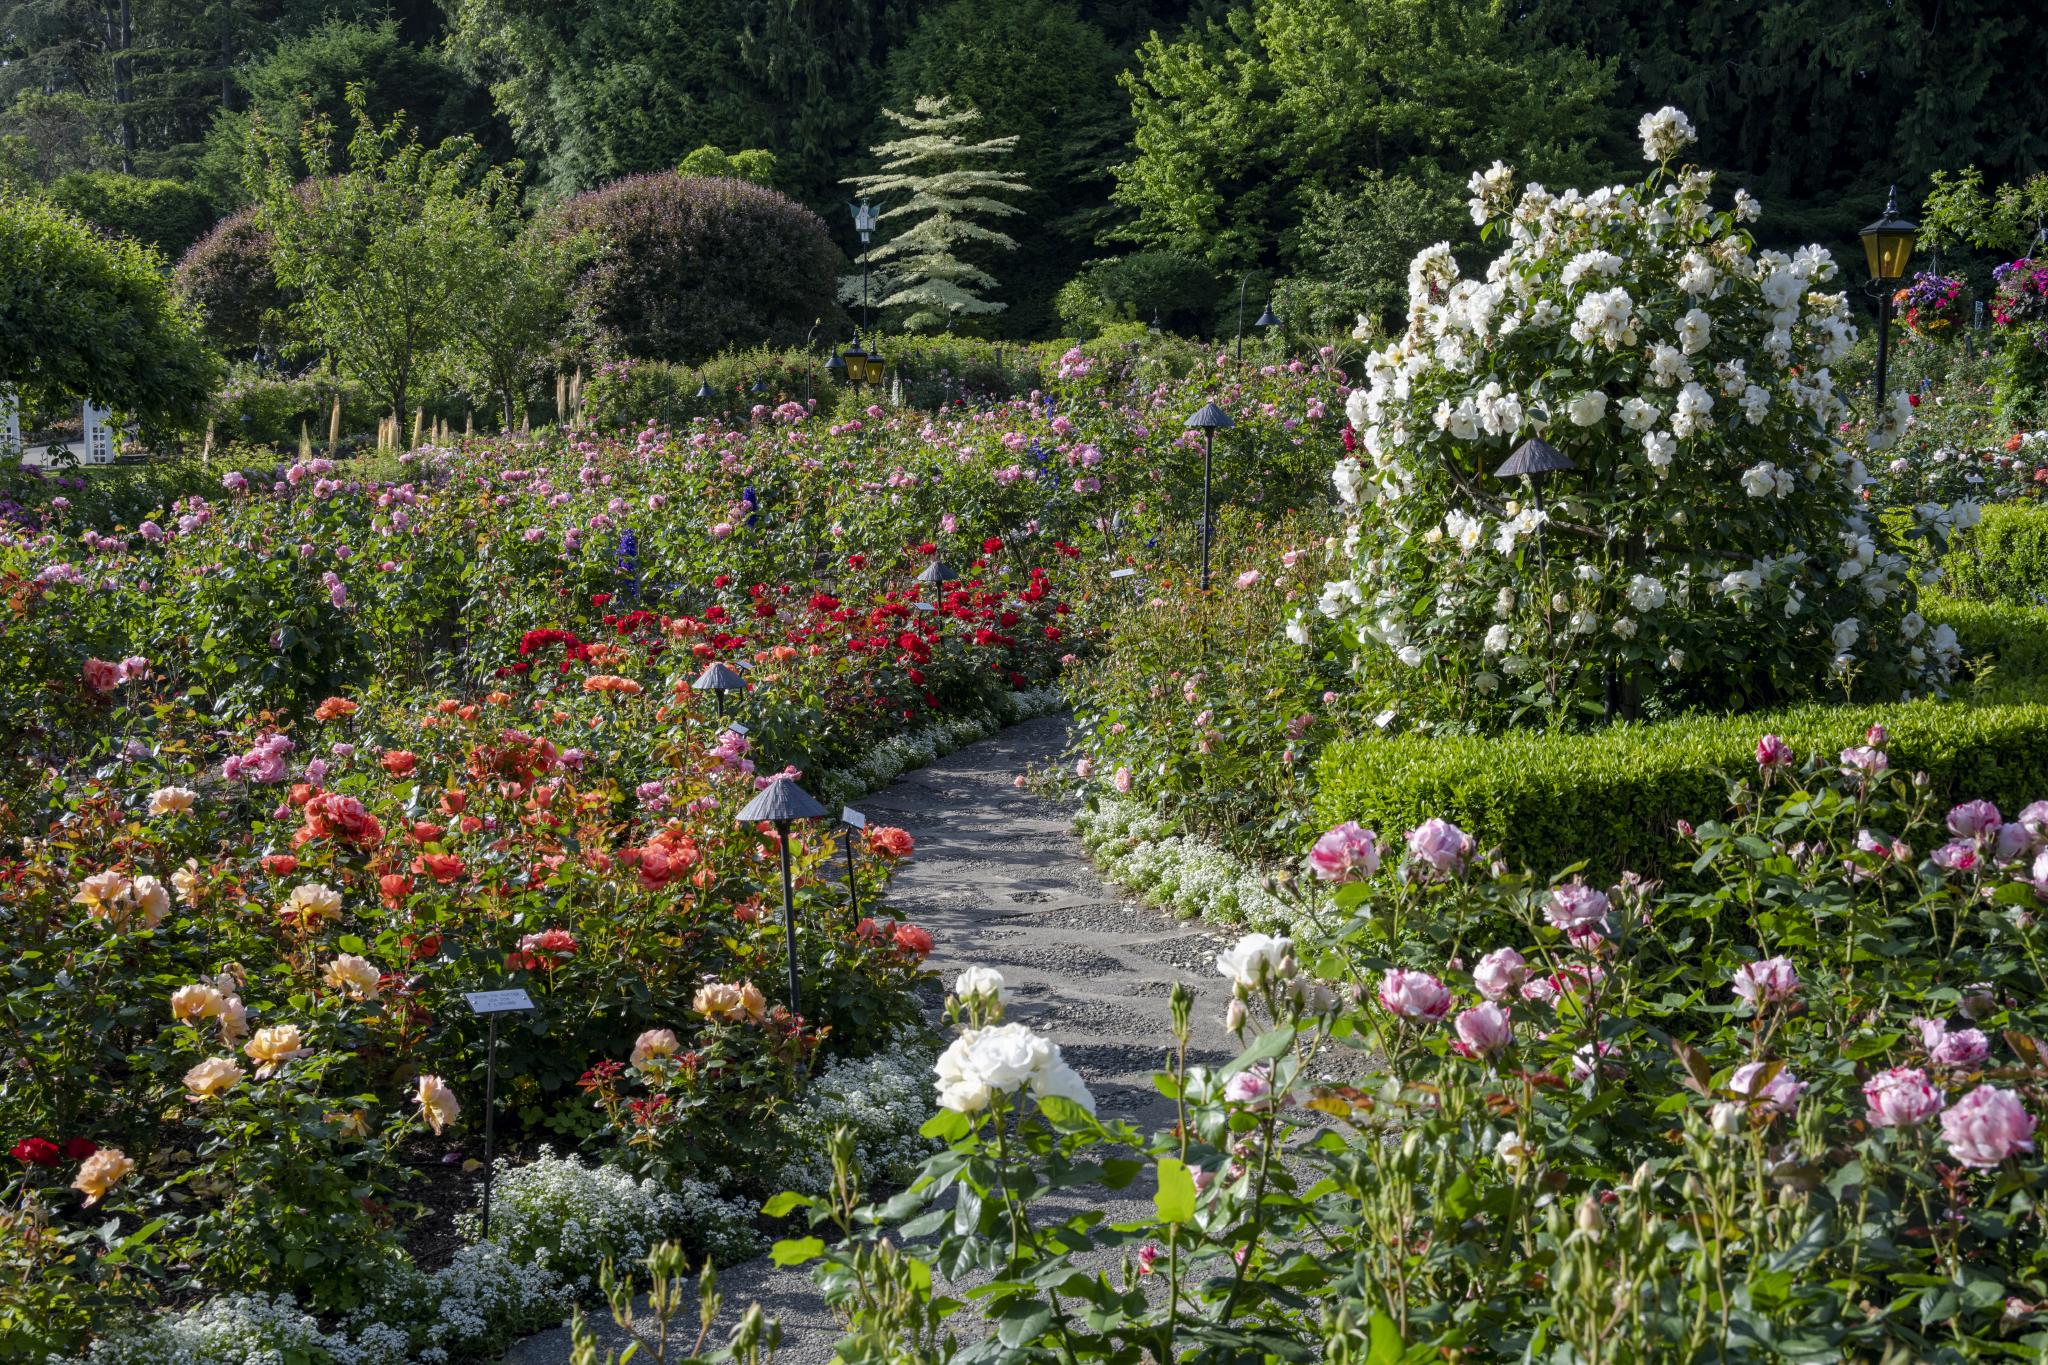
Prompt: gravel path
<box><xmin>499</xmin><ymin>714</ymin><xmax>1239</xmax><ymax>1364</ymax></box>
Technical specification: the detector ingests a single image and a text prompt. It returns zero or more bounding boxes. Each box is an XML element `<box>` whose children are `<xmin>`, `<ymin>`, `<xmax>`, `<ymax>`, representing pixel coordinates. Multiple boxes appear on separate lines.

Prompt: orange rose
<box><xmin>415</xmin><ymin>853</ymin><xmax>465</xmax><ymax>885</ymax></box>
<box><xmin>313</xmin><ymin>697</ymin><xmax>358</xmax><ymax>722</ymax></box>
<box><xmin>381</xmin><ymin>750</ymin><xmax>418</xmax><ymax>776</ymax></box>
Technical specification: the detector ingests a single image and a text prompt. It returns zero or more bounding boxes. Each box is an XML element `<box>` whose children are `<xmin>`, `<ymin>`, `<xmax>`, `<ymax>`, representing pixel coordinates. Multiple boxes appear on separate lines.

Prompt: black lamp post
<box><xmin>736</xmin><ymin>776</ymin><xmax>828</xmax><ymax>1013</ymax></box>
<box><xmin>1859</xmin><ymin>186</ymin><xmax>1918</xmax><ymax>418</ymax></box>
<box><xmin>691</xmin><ymin>659</ymin><xmax>745</xmax><ymax>720</ymax></box>
<box><xmin>850</xmin><ymin>200</ymin><xmax>879</xmax><ymax>334</ymax></box>
<box><xmin>1183</xmin><ymin>400</ymin><xmax>1235</xmax><ymax>590</ymax></box>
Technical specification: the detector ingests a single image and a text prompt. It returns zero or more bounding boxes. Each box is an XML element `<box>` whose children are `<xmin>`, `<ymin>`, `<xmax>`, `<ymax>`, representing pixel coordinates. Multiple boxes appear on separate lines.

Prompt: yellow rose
<box><xmin>736</xmin><ymin>982</ymin><xmax>766</xmax><ymax>1023</ymax></box>
<box><xmin>328</xmin><ymin>1109</ymin><xmax>373</xmax><ymax>1140</ymax></box>
<box><xmin>148</xmin><ymin>786</ymin><xmax>199</xmax><ymax>816</ymax></box>
<box><xmin>321</xmin><ymin>954</ymin><xmax>381</xmax><ymax>1001</ymax></box>
<box><xmin>630</xmin><ymin>1028</ymin><xmax>680</xmax><ymax>1071</ymax></box>
<box><xmin>71</xmin><ymin>869</ymin><xmax>130</xmax><ymax>911</ymax></box>
<box><xmin>170</xmin><ymin>983</ymin><xmax>227</xmax><ymax>1024</ymax></box>
<box><xmin>415</xmin><ymin>1075</ymin><xmax>460</xmax><ymax>1134</ymax></box>
<box><xmin>171</xmin><ymin>860</ymin><xmax>201</xmax><ymax>904</ymax></box>
<box><xmin>129</xmin><ymin>876</ymin><xmax>170</xmax><ymax>928</ymax></box>
<box><xmin>244</xmin><ymin>1024</ymin><xmax>309</xmax><ymax>1077</ymax></box>
<box><xmin>183</xmin><ymin>1056</ymin><xmax>245</xmax><ymax>1101</ymax></box>
<box><xmin>72</xmin><ymin>1148</ymin><xmax>134</xmax><ymax>1206</ymax></box>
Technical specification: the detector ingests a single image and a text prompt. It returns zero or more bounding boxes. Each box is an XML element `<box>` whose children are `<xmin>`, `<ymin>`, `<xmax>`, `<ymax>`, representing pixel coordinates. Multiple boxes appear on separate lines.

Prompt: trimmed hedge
<box><xmin>1313</xmin><ymin>596</ymin><xmax>2048</xmax><ymax>879</ymax></box>
<box><xmin>1943</xmin><ymin>504</ymin><xmax>2048</xmax><ymax>609</ymax></box>
<box><xmin>1313</xmin><ymin>698</ymin><xmax>2048</xmax><ymax>881</ymax></box>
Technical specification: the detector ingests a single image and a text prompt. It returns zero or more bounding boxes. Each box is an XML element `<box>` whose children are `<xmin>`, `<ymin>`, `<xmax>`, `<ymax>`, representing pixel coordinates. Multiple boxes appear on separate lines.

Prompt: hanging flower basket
<box><xmin>1990</xmin><ymin>258</ymin><xmax>2048</xmax><ymax>337</ymax></box>
<box><xmin>1893</xmin><ymin>271</ymin><xmax>1967</xmax><ymax>341</ymax></box>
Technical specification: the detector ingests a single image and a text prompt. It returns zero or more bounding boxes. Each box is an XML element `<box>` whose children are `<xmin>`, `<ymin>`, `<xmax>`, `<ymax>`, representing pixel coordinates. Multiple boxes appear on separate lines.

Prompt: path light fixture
<box><xmin>915</xmin><ymin>558</ymin><xmax>958</xmax><ymax>590</ymax></box>
<box><xmin>694</xmin><ymin>379</ymin><xmax>715</xmax><ymax>401</ymax></box>
<box><xmin>843</xmin><ymin>341</ymin><xmax>870</xmax><ymax>386</ymax></box>
<box><xmin>1183</xmin><ymin>400</ymin><xmax>1235</xmax><ymax>591</ymax></box>
<box><xmin>736</xmin><ymin>776</ymin><xmax>829</xmax><ymax>1013</ymax></box>
<box><xmin>1494</xmin><ymin>436</ymin><xmax>1575</xmax><ymax>514</ymax></box>
<box><xmin>824</xmin><ymin>349</ymin><xmax>848</xmax><ymax>382</ymax></box>
<box><xmin>1859</xmin><ymin>186</ymin><xmax>1918</xmax><ymax>418</ymax></box>
<box><xmin>691</xmin><ymin>659</ymin><xmax>746</xmax><ymax>720</ymax></box>
<box><xmin>850</xmin><ymin>200</ymin><xmax>880</xmax><ymax>333</ymax></box>
<box><xmin>1255</xmin><ymin>298</ymin><xmax>1281</xmax><ymax>332</ymax></box>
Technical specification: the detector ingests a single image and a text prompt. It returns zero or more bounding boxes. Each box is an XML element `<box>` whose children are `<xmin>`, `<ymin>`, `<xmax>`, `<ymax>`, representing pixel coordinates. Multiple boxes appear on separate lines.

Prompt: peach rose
<box><xmin>72</xmin><ymin>1148</ymin><xmax>134</xmax><ymax>1206</ymax></box>
<box><xmin>415</xmin><ymin>1075</ymin><xmax>459</xmax><ymax>1134</ymax></box>
<box><xmin>244</xmin><ymin>1024</ymin><xmax>309</xmax><ymax>1077</ymax></box>
<box><xmin>321</xmin><ymin>954</ymin><xmax>381</xmax><ymax>1001</ymax></box>
<box><xmin>183</xmin><ymin>1056</ymin><xmax>245</xmax><ymax>1101</ymax></box>
<box><xmin>170</xmin><ymin>983</ymin><xmax>227</xmax><ymax>1024</ymax></box>
<box><xmin>630</xmin><ymin>1028</ymin><xmax>681</xmax><ymax>1071</ymax></box>
<box><xmin>279</xmin><ymin>883</ymin><xmax>343</xmax><ymax>931</ymax></box>
<box><xmin>148</xmin><ymin>786</ymin><xmax>199</xmax><ymax>816</ymax></box>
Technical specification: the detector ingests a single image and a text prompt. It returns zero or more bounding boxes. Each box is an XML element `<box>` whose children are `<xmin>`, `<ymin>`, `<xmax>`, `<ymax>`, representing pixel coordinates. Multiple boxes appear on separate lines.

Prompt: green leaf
<box><xmin>1154</xmin><ymin>1157</ymin><xmax>1197</xmax><ymax>1224</ymax></box>
<box><xmin>760</xmin><ymin>1191</ymin><xmax>813</xmax><ymax>1218</ymax></box>
<box><xmin>1219</xmin><ymin>1025</ymin><xmax>1296</xmax><ymax>1080</ymax></box>
<box><xmin>1368</xmin><ymin>1310</ymin><xmax>1404</xmax><ymax>1363</ymax></box>
<box><xmin>770</xmin><ymin>1236</ymin><xmax>824</xmax><ymax>1267</ymax></box>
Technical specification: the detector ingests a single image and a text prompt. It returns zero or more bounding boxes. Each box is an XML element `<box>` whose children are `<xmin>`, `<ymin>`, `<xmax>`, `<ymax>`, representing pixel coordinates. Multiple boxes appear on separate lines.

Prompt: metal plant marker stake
<box><xmin>462</xmin><ymin>987</ymin><xmax>534</xmax><ymax>1239</ymax></box>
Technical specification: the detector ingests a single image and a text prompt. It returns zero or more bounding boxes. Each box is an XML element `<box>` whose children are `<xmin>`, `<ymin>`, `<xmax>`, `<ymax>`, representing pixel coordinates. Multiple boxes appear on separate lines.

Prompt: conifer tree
<box><xmin>841</xmin><ymin>97</ymin><xmax>1027</xmax><ymax>333</ymax></box>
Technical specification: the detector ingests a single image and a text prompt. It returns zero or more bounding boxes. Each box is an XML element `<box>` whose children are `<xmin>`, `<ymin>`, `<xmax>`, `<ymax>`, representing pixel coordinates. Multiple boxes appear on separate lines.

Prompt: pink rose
<box><xmin>1377</xmin><ymin>969</ymin><xmax>1451</xmax><ymax>1022</ymax></box>
<box><xmin>1866</xmin><ymin>724</ymin><xmax>1889</xmax><ymax>746</ymax></box>
<box><xmin>1931</xmin><ymin>1026</ymin><xmax>1990</xmax><ymax>1068</ymax></box>
<box><xmin>1222</xmin><ymin>1067</ymin><xmax>1279</xmax><ymax>1108</ymax></box>
<box><xmin>1308</xmin><ymin>822</ymin><xmax>1380</xmax><ymax>883</ymax></box>
<box><xmin>1755</xmin><ymin>733</ymin><xmax>1793</xmax><ymax>769</ymax></box>
<box><xmin>1112</xmin><ymin>766</ymin><xmax>1133</xmax><ymax>795</ymax></box>
<box><xmin>1729</xmin><ymin>1061</ymin><xmax>1805</xmax><ymax>1115</ymax></box>
<box><xmin>2019</xmin><ymin>801</ymin><xmax>2048</xmax><ymax>837</ymax></box>
<box><xmin>1472</xmin><ymin>947</ymin><xmax>1528</xmax><ymax>1002</ymax></box>
<box><xmin>1074</xmin><ymin>758</ymin><xmax>1095</xmax><ymax>780</ymax></box>
<box><xmin>1544</xmin><ymin>881</ymin><xmax>1610</xmax><ymax>932</ymax></box>
<box><xmin>1931</xmin><ymin>839</ymin><xmax>1979</xmax><ymax>872</ymax></box>
<box><xmin>1453</xmin><ymin>1002</ymin><xmax>1514</xmax><ymax>1055</ymax></box>
<box><xmin>1863</xmin><ymin>1066</ymin><xmax>1944</xmax><ymax>1128</ymax></box>
<box><xmin>1729</xmin><ymin>956</ymin><xmax>1800</xmax><ymax>1011</ymax></box>
<box><xmin>1940</xmin><ymin>1085</ymin><xmax>2036</xmax><ymax>1168</ymax></box>
<box><xmin>1948</xmin><ymin>800</ymin><xmax>2003</xmax><ymax>840</ymax></box>
<box><xmin>1840</xmin><ymin>745</ymin><xmax>1889</xmax><ymax>780</ymax></box>
<box><xmin>1405</xmin><ymin>818</ymin><xmax>1474</xmax><ymax>875</ymax></box>
<box><xmin>82</xmin><ymin>658</ymin><xmax>122</xmax><ymax>693</ymax></box>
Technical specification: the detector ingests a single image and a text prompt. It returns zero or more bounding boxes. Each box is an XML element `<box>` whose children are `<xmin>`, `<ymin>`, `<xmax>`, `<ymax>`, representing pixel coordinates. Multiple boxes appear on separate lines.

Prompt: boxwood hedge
<box><xmin>1312</xmin><ymin>597</ymin><xmax>2048</xmax><ymax>880</ymax></box>
<box><xmin>1944</xmin><ymin>504</ymin><xmax>2048</xmax><ymax>610</ymax></box>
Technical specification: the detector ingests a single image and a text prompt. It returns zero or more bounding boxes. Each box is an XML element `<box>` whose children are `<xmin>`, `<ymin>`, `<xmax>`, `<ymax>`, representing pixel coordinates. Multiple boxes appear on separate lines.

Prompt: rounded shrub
<box><xmin>174</xmin><ymin>205</ymin><xmax>288</xmax><ymax>355</ymax></box>
<box><xmin>554</xmin><ymin>173</ymin><xmax>842</xmax><ymax>364</ymax></box>
<box><xmin>45</xmin><ymin>172</ymin><xmax>216</xmax><ymax>257</ymax></box>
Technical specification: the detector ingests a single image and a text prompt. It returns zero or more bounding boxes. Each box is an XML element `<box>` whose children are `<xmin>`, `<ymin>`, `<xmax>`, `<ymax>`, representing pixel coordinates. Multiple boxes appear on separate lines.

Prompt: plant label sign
<box><xmin>463</xmin><ymin>989</ymin><xmax>535</xmax><ymax>1015</ymax></box>
<box><xmin>727</xmin><ymin>721</ymin><xmax>750</xmax><ymax>735</ymax></box>
<box><xmin>910</xmin><ymin>601</ymin><xmax>936</xmax><ymax>612</ymax></box>
<box><xmin>841</xmin><ymin>807</ymin><xmax>867</xmax><ymax>829</ymax></box>
<box><xmin>1110</xmin><ymin>568</ymin><xmax>1137</xmax><ymax>579</ymax></box>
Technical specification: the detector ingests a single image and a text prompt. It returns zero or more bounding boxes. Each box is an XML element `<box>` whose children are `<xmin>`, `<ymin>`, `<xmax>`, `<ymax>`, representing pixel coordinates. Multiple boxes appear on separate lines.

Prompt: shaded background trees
<box><xmin>1</xmin><ymin>0</ymin><xmax>2044</xmax><ymax>350</ymax></box>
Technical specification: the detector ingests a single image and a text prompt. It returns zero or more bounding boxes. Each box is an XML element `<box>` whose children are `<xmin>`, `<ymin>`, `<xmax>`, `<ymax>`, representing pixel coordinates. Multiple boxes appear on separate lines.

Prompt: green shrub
<box><xmin>0</xmin><ymin>187</ymin><xmax>220</xmax><ymax>437</ymax></box>
<box><xmin>1055</xmin><ymin>250</ymin><xmax>1218</xmax><ymax>337</ymax></box>
<box><xmin>553</xmin><ymin>172</ymin><xmax>843</xmax><ymax>364</ymax></box>
<box><xmin>1314</xmin><ymin>695</ymin><xmax>2048</xmax><ymax>881</ymax></box>
<box><xmin>580</xmin><ymin>350</ymin><xmax>826</xmax><ymax>429</ymax></box>
<box><xmin>1931</xmin><ymin>589</ymin><xmax>2048</xmax><ymax>697</ymax></box>
<box><xmin>208</xmin><ymin>372</ymin><xmax>377</xmax><ymax>447</ymax></box>
<box><xmin>1943</xmin><ymin>503</ymin><xmax>2048</xmax><ymax>608</ymax></box>
<box><xmin>44</xmin><ymin>172</ymin><xmax>215</xmax><ymax>257</ymax></box>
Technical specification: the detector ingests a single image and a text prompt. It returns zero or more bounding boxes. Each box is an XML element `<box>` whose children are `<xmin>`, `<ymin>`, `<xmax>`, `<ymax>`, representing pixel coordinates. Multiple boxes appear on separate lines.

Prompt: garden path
<box><xmin>500</xmin><ymin>712</ymin><xmax>1242</xmax><ymax>1364</ymax></box>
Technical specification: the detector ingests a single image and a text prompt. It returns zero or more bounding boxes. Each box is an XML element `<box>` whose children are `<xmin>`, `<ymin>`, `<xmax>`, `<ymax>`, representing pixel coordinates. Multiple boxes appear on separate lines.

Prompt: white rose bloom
<box><xmin>1216</xmin><ymin>933</ymin><xmax>1294</xmax><ymax>988</ymax></box>
<box><xmin>962</xmin><ymin>1023</ymin><xmax>1053</xmax><ymax>1090</ymax></box>
<box><xmin>1649</xmin><ymin>344</ymin><xmax>1691</xmax><ymax>387</ymax></box>
<box><xmin>1344</xmin><ymin>389</ymin><xmax>1372</xmax><ymax>431</ymax></box>
<box><xmin>1678</xmin><ymin>308</ymin><xmax>1712</xmax><ymax>355</ymax></box>
<box><xmin>1900</xmin><ymin>611</ymin><xmax>1925</xmax><ymax>641</ymax></box>
<box><xmin>1643</xmin><ymin>431</ymin><xmax>1676</xmax><ymax>473</ymax></box>
<box><xmin>1678</xmin><ymin>252</ymin><xmax>1718</xmax><ymax>296</ymax></box>
<box><xmin>1638</xmin><ymin>106</ymin><xmax>1697</xmax><ymax>162</ymax></box>
<box><xmin>1561</xmin><ymin>250</ymin><xmax>1623</xmax><ymax>287</ymax></box>
<box><xmin>1619</xmin><ymin>397</ymin><xmax>1660</xmax><ymax>432</ymax></box>
<box><xmin>1720</xmin><ymin>568</ymin><xmax>1762</xmax><ymax>596</ymax></box>
<box><xmin>1627</xmin><ymin>574</ymin><xmax>1667</xmax><ymax>612</ymax></box>
<box><xmin>934</xmin><ymin>1033</ymin><xmax>993</xmax><ymax>1113</ymax></box>
<box><xmin>1569</xmin><ymin>610</ymin><xmax>1597</xmax><ymax>635</ymax></box>
<box><xmin>1672</xmin><ymin>382</ymin><xmax>1714</xmax><ymax>436</ymax></box>
<box><xmin>1396</xmin><ymin>645</ymin><xmax>1424</xmax><ymax>668</ymax></box>
<box><xmin>1831</xmin><ymin>617</ymin><xmax>1861</xmax><ymax>651</ymax></box>
<box><xmin>954</xmin><ymin>966</ymin><xmax>1005</xmax><ymax>1003</ymax></box>
<box><xmin>1444</xmin><ymin>509</ymin><xmax>1484</xmax><ymax>554</ymax></box>
<box><xmin>1740</xmin><ymin>462</ymin><xmax>1780</xmax><ymax>498</ymax></box>
<box><xmin>1567</xmin><ymin>390</ymin><xmax>1608</xmax><ymax>426</ymax></box>
<box><xmin>1285</xmin><ymin>615</ymin><xmax>1311</xmax><ymax>646</ymax></box>
<box><xmin>1332</xmin><ymin>457</ymin><xmax>1366</xmax><ymax>505</ymax></box>
<box><xmin>1739</xmin><ymin>384</ymin><xmax>1772</xmax><ymax>424</ymax></box>
<box><xmin>1030</xmin><ymin>1054</ymin><xmax>1097</xmax><ymax>1116</ymax></box>
<box><xmin>1483</xmin><ymin>623</ymin><xmax>1512</xmax><ymax>654</ymax></box>
<box><xmin>1612</xmin><ymin>616</ymin><xmax>1638</xmax><ymax>640</ymax></box>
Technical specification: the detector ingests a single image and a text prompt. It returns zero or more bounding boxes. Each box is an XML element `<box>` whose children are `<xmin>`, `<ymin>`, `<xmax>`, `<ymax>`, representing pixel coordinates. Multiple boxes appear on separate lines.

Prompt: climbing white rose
<box><xmin>1567</xmin><ymin>391</ymin><xmax>1608</xmax><ymax>426</ymax></box>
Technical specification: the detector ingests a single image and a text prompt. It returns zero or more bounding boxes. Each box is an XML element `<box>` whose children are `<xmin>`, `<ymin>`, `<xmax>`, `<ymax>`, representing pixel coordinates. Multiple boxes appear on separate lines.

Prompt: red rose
<box><xmin>415</xmin><ymin>853</ymin><xmax>465</xmax><ymax>885</ymax></box>
<box><xmin>892</xmin><ymin>923</ymin><xmax>934</xmax><ymax>958</ymax></box>
<box><xmin>411</xmin><ymin>822</ymin><xmax>445</xmax><ymax>844</ymax></box>
<box><xmin>262</xmin><ymin>854</ymin><xmax>299</xmax><ymax>877</ymax></box>
<box><xmin>378</xmin><ymin>873</ymin><xmax>413</xmax><ymax>906</ymax></box>
<box><xmin>10</xmin><ymin>1137</ymin><xmax>59</xmax><ymax>1167</ymax></box>
<box><xmin>61</xmin><ymin>1137</ymin><xmax>98</xmax><ymax>1161</ymax></box>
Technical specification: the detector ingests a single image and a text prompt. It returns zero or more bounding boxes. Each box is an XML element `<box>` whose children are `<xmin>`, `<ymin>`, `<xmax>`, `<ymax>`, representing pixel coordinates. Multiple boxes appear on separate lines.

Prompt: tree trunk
<box><xmin>219</xmin><ymin>12</ymin><xmax>234</xmax><ymax>111</ymax></box>
<box><xmin>107</xmin><ymin>0</ymin><xmax>136</xmax><ymax>173</ymax></box>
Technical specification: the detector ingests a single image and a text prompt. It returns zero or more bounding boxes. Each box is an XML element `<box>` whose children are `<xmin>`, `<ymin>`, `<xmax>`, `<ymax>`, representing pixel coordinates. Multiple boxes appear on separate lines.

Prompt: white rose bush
<box><xmin>1330</xmin><ymin>108</ymin><xmax>1965</xmax><ymax>722</ymax></box>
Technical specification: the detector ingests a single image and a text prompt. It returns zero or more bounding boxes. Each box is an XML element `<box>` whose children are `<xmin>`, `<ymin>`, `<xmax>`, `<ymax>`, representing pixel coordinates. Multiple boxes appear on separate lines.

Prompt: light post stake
<box><xmin>692</xmin><ymin>660</ymin><xmax>745</xmax><ymax>722</ymax></box>
<box><xmin>482</xmin><ymin>1012</ymin><xmax>498</xmax><ymax>1237</ymax></box>
<box><xmin>1859</xmin><ymin>186</ymin><xmax>1918</xmax><ymax>419</ymax></box>
<box><xmin>1183</xmin><ymin>401</ymin><xmax>1235</xmax><ymax>591</ymax></box>
<box><xmin>851</xmin><ymin>200</ymin><xmax>879</xmax><ymax>335</ymax></box>
<box><xmin>736</xmin><ymin>777</ymin><xmax>829</xmax><ymax>1015</ymax></box>
<box><xmin>1235</xmin><ymin>274</ymin><xmax>1249</xmax><ymax>364</ymax></box>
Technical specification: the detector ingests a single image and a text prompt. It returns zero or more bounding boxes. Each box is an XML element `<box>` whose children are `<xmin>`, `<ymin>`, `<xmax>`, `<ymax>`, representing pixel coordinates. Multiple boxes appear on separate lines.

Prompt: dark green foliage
<box><xmin>1944</xmin><ymin>506</ymin><xmax>2048</xmax><ymax>611</ymax></box>
<box><xmin>882</xmin><ymin>0</ymin><xmax>1129</xmax><ymax>337</ymax></box>
<box><xmin>580</xmin><ymin>350</ymin><xmax>828</xmax><ymax>431</ymax></box>
<box><xmin>44</xmin><ymin>172</ymin><xmax>215</xmax><ymax>255</ymax></box>
<box><xmin>444</xmin><ymin>0</ymin><xmax>914</xmax><ymax>202</ymax></box>
<box><xmin>1056</xmin><ymin>250</ymin><xmax>1219</xmax><ymax>336</ymax></box>
<box><xmin>0</xmin><ymin>187</ymin><xmax>220</xmax><ymax>435</ymax></box>
<box><xmin>172</xmin><ymin>204</ymin><xmax>286</xmax><ymax>354</ymax></box>
<box><xmin>554</xmin><ymin>172</ymin><xmax>843</xmax><ymax>364</ymax></box>
<box><xmin>1291</xmin><ymin>169</ymin><xmax>1464</xmax><ymax>330</ymax></box>
<box><xmin>192</xmin><ymin>18</ymin><xmax>505</xmax><ymax>211</ymax></box>
<box><xmin>1313</xmin><ymin>594</ymin><xmax>2048</xmax><ymax>880</ymax></box>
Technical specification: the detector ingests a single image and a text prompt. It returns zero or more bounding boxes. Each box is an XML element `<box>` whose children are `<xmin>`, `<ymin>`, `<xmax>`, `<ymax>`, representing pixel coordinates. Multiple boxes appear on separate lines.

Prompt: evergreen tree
<box><xmin>842</xmin><ymin>97</ymin><xmax>1027</xmax><ymax>334</ymax></box>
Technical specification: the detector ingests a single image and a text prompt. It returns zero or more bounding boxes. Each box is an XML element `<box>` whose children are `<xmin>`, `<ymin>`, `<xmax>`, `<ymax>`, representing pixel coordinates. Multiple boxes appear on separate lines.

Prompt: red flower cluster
<box><xmin>295</xmin><ymin>792</ymin><xmax>385</xmax><ymax>849</ymax></box>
